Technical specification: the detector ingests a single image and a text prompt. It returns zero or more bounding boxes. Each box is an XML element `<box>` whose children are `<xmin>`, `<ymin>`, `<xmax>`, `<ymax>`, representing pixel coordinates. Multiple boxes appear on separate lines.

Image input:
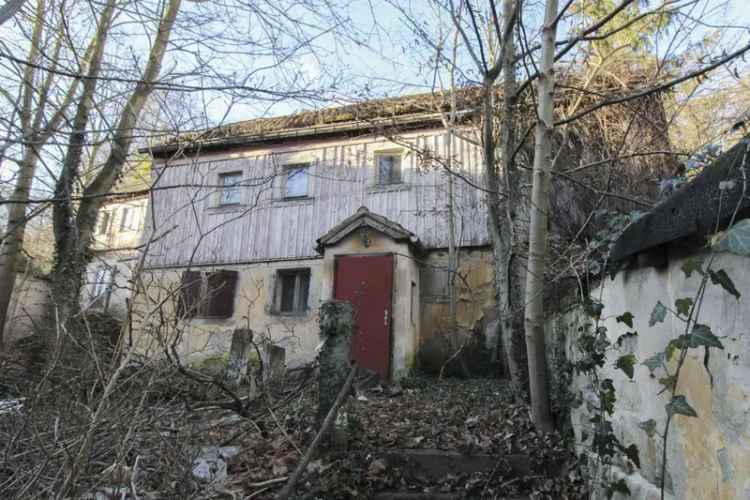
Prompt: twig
<box><xmin>249</xmin><ymin>476</ymin><xmax>288</xmax><ymax>488</ymax></box>
<box><xmin>268</xmin><ymin>406</ymin><xmax>302</xmax><ymax>456</ymax></box>
<box><xmin>248</xmin><ymin>486</ymin><xmax>271</xmax><ymax>499</ymax></box>
<box><xmin>275</xmin><ymin>364</ymin><xmax>357</xmax><ymax>500</ymax></box>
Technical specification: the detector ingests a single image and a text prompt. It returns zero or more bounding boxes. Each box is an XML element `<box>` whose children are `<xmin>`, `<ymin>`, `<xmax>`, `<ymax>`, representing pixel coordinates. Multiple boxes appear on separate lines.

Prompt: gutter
<box><xmin>140</xmin><ymin>110</ymin><xmax>475</xmax><ymax>156</ymax></box>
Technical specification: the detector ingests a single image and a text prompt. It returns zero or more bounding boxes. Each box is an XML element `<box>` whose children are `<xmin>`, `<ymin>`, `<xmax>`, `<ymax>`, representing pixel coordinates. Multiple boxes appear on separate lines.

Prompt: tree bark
<box><xmin>0</xmin><ymin>151</ymin><xmax>40</xmax><ymax>347</ymax></box>
<box><xmin>49</xmin><ymin>0</ymin><xmax>181</xmax><ymax>356</ymax></box>
<box><xmin>523</xmin><ymin>0</ymin><xmax>558</xmax><ymax>432</ymax></box>
<box><xmin>0</xmin><ymin>0</ymin><xmax>47</xmax><ymax>347</ymax></box>
<box><xmin>497</xmin><ymin>0</ymin><xmax>527</xmax><ymax>396</ymax></box>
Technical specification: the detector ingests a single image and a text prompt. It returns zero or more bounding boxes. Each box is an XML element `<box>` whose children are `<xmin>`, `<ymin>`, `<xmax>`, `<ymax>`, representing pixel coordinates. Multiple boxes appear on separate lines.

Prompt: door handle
<box><xmin>384</xmin><ymin>309</ymin><xmax>389</xmax><ymax>326</ymax></box>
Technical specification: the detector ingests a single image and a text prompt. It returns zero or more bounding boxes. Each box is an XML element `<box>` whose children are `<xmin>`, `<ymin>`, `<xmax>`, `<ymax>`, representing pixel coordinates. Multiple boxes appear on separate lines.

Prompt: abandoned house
<box><xmin>110</xmin><ymin>80</ymin><xmax>673</xmax><ymax>381</ymax></box>
<box><xmin>136</xmin><ymin>94</ymin><xmax>496</xmax><ymax>380</ymax></box>
<box><xmin>85</xmin><ymin>165</ymin><xmax>150</xmax><ymax>318</ymax></box>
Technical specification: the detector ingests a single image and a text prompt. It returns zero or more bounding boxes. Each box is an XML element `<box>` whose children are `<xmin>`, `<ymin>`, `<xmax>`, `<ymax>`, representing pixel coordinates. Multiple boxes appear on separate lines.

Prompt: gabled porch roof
<box><xmin>315</xmin><ymin>206</ymin><xmax>423</xmax><ymax>254</ymax></box>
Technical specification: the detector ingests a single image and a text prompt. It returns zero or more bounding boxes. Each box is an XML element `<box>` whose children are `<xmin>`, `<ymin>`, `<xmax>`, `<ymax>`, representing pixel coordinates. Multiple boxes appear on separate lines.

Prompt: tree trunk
<box><xmin>523</xmin><ymin>0</ymin><xmax>558</xmax><ymax>432</ymax></box>
<box><xmin>0</xmin><ymin>0</ymin><xmax>47</xmax><ymax>347</ymax></box>
<box><xmin>49</xmin><ymin>0</ymin><xmax>181</xmax><ymax>358</ymax></box>
<box><xmin>0</xmin><ymin>152</ymin><xmax>40</xmax><ymax>347</ymax></box>
<box><xmin>497</xmin><ymin>0</ymin><xmax>527</xmax><ymax>397</ymax></box>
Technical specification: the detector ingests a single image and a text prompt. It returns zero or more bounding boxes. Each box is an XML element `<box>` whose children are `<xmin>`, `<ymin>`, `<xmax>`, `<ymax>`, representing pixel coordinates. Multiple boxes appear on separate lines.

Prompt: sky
<box><xmin>206</xmin><ymin>0</ymin><xmax>750</xmax><ymax>126</ymax></box>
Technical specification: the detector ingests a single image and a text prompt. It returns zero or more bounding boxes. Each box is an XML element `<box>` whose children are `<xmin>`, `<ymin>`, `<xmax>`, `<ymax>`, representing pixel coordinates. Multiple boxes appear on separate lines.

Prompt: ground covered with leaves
<box><xmin>228</xmin><ymin>376</ymin><xmax>588</xmax><ymax>499</ymax></box>
<box><xmin>1</xmin><ymin>350</ymin><xmax>588</xmax><ymax>499</ymax></box>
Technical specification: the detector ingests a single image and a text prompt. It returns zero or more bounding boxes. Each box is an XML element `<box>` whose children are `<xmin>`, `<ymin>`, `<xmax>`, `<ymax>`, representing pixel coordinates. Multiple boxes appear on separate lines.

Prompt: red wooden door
<box><xmin>334</xmin><ymin>254</ymin><xmax>394</xmax><ymax>380</ymax></box>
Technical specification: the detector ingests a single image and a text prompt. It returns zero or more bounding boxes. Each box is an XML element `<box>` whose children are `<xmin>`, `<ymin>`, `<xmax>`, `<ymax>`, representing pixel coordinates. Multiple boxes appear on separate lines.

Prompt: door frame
<box><xmin>333</xmin><ymin>252</ymin><xmax>395</xmax><ymax>379</ymax></box>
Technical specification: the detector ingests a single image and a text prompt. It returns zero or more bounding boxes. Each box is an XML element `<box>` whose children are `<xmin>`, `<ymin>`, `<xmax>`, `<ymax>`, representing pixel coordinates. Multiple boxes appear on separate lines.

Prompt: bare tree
<box><xmin>0</xmin><ymin>0</ymin><xmax>26</xmax><ymax>26</ymax></box>
<box><xmin>523</xmin><ymin>0</ymin><xmax>558</xmax><ymax>433</ymax></box>
<box><xmin>0</xmin><ymin>0</ymin><xmax>95</xmax><ymax>347</ymax></box>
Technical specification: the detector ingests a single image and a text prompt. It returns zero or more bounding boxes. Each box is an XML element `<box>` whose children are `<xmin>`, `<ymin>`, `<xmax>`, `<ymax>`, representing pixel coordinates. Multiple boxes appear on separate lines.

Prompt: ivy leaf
<box><xmin>675</xmin><ymin>297</ymin><xmax>693</xmax><ymax>317</ymax></box>
<box><xmin>680</xmin><ymin>257</ymin><xmax>705</xmax><ymax>278</ymax></box>
<box><xmin>615</xmin><ymin>354</ymin><xmax>637</xmax><ymax>379</ymax></box>
<box><xmin>714</xmin><ymin>219</ymin><xmax>750</xmax><ymax>256</ymax></box>
<box><xmin>638</xmin><ymin>419</ymin><xmax>657</xmax><ymax>437</ymax></box>
<box><xmin>691</xmin><ymin>324</ymin><xmax>724</xmax><ymax>349</ymax></box>
<box><xmin>709</xmin><ymin>269</ymin><xmax>741</xmax><ymax>301</ymax></box>
<box><xmin>642</xmin><ymin>352</ymin><xmax>665</xmax><ymax>373</ymax></box>
<box><xmin>587</xmin><ymin>300</ymin><xmax>604</xmax><ymax>319</ymax></box>
<box><xmin>666</xmin><ymin>395</ymin><xmax>698</xmax><ymax>417</ymax></box>
<box><xmin>649</xmin><ymin>301</ymin><xmax>667</xmax><ymax>327</ymax></box>
<box><xmin>600</xmin><ymin>379</ymin><xmax>617</xmax><ymax>415</ymax></box>
<box><xmin>616</xmin><ymin>331</ymin><xmax>638</xmax><ymax>347</ymax></box>
<box><xmin>665</xmin><ymin>339</ymin><xmax>680</xmax><ymax>361</ymax></box>
<box><xmin>616</xmin><ymin>312</ymin><xmax>634</xmax><ymax>328</ymax></box>
<box><xmin>624</xmin><ymin>443</ymin><xmax>641</xmax><ymax>468</ymax></box>
<box><xmin>658</xmin><ymin>375</ymin><xmax>676</xmax><ymax>392</ymax></box>
<box><xmin>606</xmin><ymin>478</ymin><xmax>631</xmax><ymax>498</ymax></box>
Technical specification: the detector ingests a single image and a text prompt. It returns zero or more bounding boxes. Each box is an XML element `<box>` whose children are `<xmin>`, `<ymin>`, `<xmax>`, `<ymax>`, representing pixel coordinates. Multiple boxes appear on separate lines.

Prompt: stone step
<box><xmin>379</xmin><ymin>449</ymin><xmax>531</xmax><ymax>480</ymax></box>
<box><xmin>372</xmin><ymin>492</ymin><xmax>528</xmax><ymax>500</ymax></box>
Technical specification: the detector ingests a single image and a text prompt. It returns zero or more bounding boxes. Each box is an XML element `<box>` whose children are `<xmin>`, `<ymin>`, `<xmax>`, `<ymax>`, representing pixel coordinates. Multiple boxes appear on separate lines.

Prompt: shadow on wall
<box><xmin>417</xmin><ymin>327</ymin><xmax>497</xmax><ymax>378</ymax></box>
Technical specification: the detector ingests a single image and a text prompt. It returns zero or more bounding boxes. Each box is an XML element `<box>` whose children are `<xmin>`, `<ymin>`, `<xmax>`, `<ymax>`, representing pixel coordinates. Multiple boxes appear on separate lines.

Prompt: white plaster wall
<box><xmin>136</xmin><ymin>258</ymin><xmax>325</xmax><ymax>368</ymax></box>
<box><xmin>136</xmin><ymin>230</ymin><xmax>421</xmax><ymax>379</ymax></box>
<box><xmin>548</xmin><ymin>249</ymin><xmax>750</xmax><ymax>500</ymax></box>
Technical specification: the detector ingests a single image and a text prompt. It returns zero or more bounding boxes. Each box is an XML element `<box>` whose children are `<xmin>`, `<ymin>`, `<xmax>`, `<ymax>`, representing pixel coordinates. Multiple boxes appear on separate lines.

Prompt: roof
<box><xmin>143</xmin><ymin>70</ymin><xmax>662</xmax><ymax>158</ymax></box>
<box><xmin>315</xmin><ymin>206</ymin><xmax>422</xmax><ymax>254</ymax></box>
<box><xmin>145</xmin><ymin>90</ymin><xmax>481</xmax><ymax>157</ymax></box>
<box><xmin>610</xmin><ymin>138</ymin><xmax>750</xmax><ymax>262</ymax></box>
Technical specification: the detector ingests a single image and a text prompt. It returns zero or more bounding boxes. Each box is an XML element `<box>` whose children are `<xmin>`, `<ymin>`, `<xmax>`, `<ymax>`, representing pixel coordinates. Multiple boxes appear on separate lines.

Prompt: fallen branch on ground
<box><xmin>275</xmin><ymin>363</ymin><xmax>357</xmax><ymax>500</ymax></box>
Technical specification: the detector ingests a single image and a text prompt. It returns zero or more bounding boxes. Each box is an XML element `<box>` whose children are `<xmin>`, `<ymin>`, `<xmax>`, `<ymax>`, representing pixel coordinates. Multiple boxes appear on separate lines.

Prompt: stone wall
<box><xmin>419</xmin><ymin>247</ymin><xmax>495</xmax><ymax>344</ymax></box>
<box><xmin>546</xmin><ymin>248</ymin><xmax>750</xmax><ymax>500</ymax></box>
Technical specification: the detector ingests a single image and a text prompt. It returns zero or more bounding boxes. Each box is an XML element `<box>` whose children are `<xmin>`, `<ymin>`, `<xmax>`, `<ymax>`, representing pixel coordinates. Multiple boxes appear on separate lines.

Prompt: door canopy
<box><xmin>315</xmin><ymin>206</ymin><xmax>422</xmax><ymax>255</ymax></box>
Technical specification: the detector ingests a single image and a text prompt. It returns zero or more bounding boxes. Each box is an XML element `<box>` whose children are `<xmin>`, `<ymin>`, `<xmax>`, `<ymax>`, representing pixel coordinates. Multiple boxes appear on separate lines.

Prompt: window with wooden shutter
<box><xmin>178</xmin><ymin>271</ymin><xmax>203</xmax><ymax>318</ymax></box>
<box><xmin>178</xmin><ymin>270</ymin><xmax>238</xmax><ymax>319</ymax></box>
<box><xmin>206</xmin><ymin>270</ymin><xmax>238</xmax><ymax>318</ymax></box>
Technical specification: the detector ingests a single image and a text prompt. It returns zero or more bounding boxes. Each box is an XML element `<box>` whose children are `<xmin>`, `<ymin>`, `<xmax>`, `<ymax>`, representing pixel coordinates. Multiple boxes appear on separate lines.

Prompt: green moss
<box><xmin>191</xmin><ymin>353</ymin><xmax>229</xmax><ymax>374</ymax></box>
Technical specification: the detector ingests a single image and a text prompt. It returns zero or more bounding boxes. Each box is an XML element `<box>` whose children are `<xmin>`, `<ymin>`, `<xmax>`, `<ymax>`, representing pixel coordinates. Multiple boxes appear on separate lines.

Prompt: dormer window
<box><xmin>285</xmin><ymin>164</ymin><xmax>309</xmax><ymax>198</ymax></box>
<box><xmin>376</xmin><ymin>153</ymin><xmax>402</xmax><ymax>185</ymax></box>
<box><xmin>219</xmin><ymin>172</ymin><xmax>242</xmax><ymax>206</ymax></box>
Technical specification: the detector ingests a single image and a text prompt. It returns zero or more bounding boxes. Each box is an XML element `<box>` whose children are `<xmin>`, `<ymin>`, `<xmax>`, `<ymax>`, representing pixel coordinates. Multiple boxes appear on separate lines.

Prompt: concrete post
<box><xmin>224</xmin><ymin>328</ymin><xmax>253</xmax><ymax>388</ymax></box>
<box><xmin>317</xmin><ymin>300</ymin><xmax>354</xmax><ymax>447</ymax></box>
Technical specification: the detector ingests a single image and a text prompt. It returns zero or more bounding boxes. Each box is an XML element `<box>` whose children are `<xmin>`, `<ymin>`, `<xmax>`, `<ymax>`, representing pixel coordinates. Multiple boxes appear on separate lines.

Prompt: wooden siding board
<box><xmin>145</xmin><ymin>131</ymin><xmax>489</xmax><ymax>266</ymax></box>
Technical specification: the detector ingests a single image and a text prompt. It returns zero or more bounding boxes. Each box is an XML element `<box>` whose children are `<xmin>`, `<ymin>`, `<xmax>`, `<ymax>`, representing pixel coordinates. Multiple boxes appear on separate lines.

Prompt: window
<box><xmin>273</xmin><ymin>269</ymin><xmax>310</xmax><ymax>314</ymax></box>
<box><xmin>96</xmin><ymin>211</ymin><xmax>111</xmax><ymax>235</ymax></box>
<box><xmin>119</xmin><ymin>207</ymin><xmax>133</xmax><ymax>231</ymax></box>
<box><xmin>91</xmin><ymin>265</ymin><xmax>115</xmax><ymax>309</ymax></box>
<box><xmin>219</xmin><ymin>172</ymin><xmax>243</xmax><ymax>206</ymax></box>
<box><xmin>178</xmin><ymin>270</ymin><xmax>238</xmax><ymax>319</ymax></box>
<box><xmin>284</xmin><ymin>165</ymin><xmax>309</xmax><ymax>198</ymax></box>
<box><xmin>92</xmin><ymin>266</ymin><xmax>113</xmax><ymax>298</ymax></box>
<box><xmin>376</xmin><ymin>153</ymin><xmax>402</xmax><ymax>185</ymax></box>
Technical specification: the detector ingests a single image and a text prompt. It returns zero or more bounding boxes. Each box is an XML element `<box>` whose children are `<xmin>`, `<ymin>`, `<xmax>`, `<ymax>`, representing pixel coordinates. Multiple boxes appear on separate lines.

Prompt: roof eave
<box><xmin>141</xmin><ymin>111</ymin><xmax>465</xmax><ymax>158</ymax></box>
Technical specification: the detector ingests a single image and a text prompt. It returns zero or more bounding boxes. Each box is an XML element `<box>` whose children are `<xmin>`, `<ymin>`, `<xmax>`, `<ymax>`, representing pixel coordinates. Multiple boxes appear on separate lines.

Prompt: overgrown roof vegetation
<box><xmin>610</xmin><ymin>136</ymin><xmax>750</xmax><ymax>262</ymax></box>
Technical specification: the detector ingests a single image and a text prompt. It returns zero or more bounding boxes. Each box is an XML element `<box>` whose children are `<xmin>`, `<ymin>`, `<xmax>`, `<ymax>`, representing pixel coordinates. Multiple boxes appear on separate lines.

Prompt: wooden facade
<box><xmin>145</xmin><ymin>129</ymin><xmax>490</xmax><ymax>268</ymax></box>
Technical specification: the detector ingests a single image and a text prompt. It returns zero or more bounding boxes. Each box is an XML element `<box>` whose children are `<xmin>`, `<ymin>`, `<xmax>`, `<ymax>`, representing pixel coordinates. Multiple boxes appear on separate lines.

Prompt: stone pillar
<box><xmin>317</xmin><ymin>300</ymin><xmax>354</xmax><ymax>447</ymax></box>
<box><xmin>224</xmin><ymin>328</ymin><xmax>253</xmax><ymax>388</ymax></box>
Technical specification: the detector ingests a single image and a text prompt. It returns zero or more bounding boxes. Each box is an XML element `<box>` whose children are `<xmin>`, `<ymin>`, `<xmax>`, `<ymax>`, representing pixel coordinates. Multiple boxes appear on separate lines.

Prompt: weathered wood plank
<box><xmin>144</xmin><ymin>131</ymin><xmax>490</xmax><ymax>266</ymax></box>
